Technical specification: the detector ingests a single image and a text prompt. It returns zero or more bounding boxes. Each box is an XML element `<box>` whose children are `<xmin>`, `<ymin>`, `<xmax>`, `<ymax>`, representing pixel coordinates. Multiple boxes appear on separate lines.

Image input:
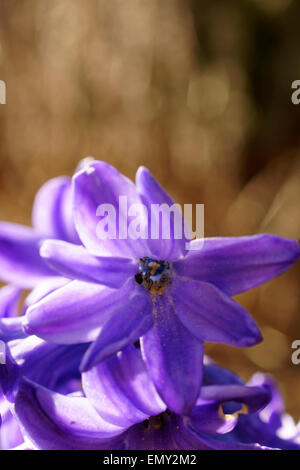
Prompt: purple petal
<box><xmin>136</xmin><ymin>167</ymin><xmax>189</xmax><ymax>261</ymax></box>
<box><xmin>0</xmin><ymin>222</ymin><xmax>54</xmax><ymax>288</ymax></box>
<box><xmin>234</xmin><ymin>412</ymin><xmax>300</xmax><ymax>450</ymax></box>
<box><xmin>0</xmin><ymin>396</ymin><xmax>24</xmax><ymax>449</ymax></box>
<box><xmin>189</xmin><ymin>384</ymin><xmax>270</xmax><ymax>435</ymax></box>
<box><xmin>171</xmin><ymin>414</ymin><xmax>254</xmax><ymax>450</ymax></box>
<box><xmin>193</xmin><ymin>433</ymin><xmax>272</xmax><ymax>450</ymax></box>
<box><xmin>203</xmin><ymin>363</ymin><xmax>244</xmax><ymax>386</ymax></box>
<box><xmin>32</xmin><ymin>176</ymin><xmax>79</xmax><ymax>244</ymax></box>
<box><xmin>174</xmin><ymin>235</ymin><xmax>300</xmax><ymax>296</ymax></box>
<box><xmin>24</xmin><ymin>278</ymin><xmax>143</xmax><ymax>344</ymax></box>
<box><xmin>200</xmin><ymin>383</ymin><xmax>270</xmax><ymax>413</ymax></box>
<box><xmin>40</xmin><ymin>239</ymin><xmax>136</xmax><ymax>288</ymax></box>
<box><xmin>0</xmin><ymin>286</ymin><xmax>25</xmax><ymax>341</ymax></box>
<box><xmin>8</xmin><ymin>337</ymin><xmax>87</xmax><ymax>394</ymax></box>
<box><xmin>0</xmin><ymin>347</ymin><xmax>20</xmax><ymax>402</ymax></box>
<box><xmin>24</xmin><ymin>276</ymin><xmax>70</xmax><ymax>309</ymax></box>
<box><xmin>0</xmin><ymin>285</ymin><xmax>21</xmax><ymax>318</ymax></box>
<box><xmin>80</xmin><ymin>291</ymin><xmax>153</xmax><ymax>371</ymax></box>
<box><xmin>0</xmin><ymin>317</ymin><xmax>26</xmax><ymax>342</ymax></box>
<box><xmin>82</xmin><ymin>345</ymin><xmax>165</xmax><ymax>427</ymax></box>
<box><xmin>168</xmin><ymin>416</ymin><xmax>211</xmax><ymax>449</ymax></box>
<box><xmin>247</xmin><ymin>372</ymin><xmax>284</xmax><ymax>428</ymax></box>
<box><xmin>73</xmin><ymin>161</ymin><xmax>149</xmax><ymax>258</ymax></box>
<box><xmin>124</xmin><ymin>418</ymin><xmax>175</xmax><ymax>450</ymax></box>
<box><xmin>171</xmin><ymin>279</ymin><xmax>262</xmax><ymax>347</ymax></box>
<box><xmin>14</xmin><ymin>378</ymin><xmax>125</xmax><ymax>450</ymax></box>
<box><xmin>188</xmin><ymin>402</ymin><xmax>238</xmax><ymax>435</ymax></box>
<box><xmin>141</xmin><ymin>294</ymin><xmax>203</xmax><ymax>415</ymax></box>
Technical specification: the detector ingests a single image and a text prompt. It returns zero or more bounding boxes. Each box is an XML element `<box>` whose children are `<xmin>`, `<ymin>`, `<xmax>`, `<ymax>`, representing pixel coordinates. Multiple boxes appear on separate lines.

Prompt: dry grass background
<box><xmin>0</xmin><ymin>0</ymin><xmax>300</xmax><ymax>418</ymax></box>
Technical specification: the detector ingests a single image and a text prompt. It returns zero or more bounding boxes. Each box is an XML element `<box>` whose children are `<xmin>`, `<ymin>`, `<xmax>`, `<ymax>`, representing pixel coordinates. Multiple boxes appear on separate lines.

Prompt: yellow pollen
<box><xmin>218</xmin><ymin>403</ymin><xmax>249</xmax><ymax>420</ymax></box>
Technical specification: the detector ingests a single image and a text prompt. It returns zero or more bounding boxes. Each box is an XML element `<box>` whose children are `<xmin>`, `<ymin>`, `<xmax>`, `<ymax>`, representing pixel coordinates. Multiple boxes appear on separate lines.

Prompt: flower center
<box><xmin>142</xmin><ymin>410</ymin><xmax>172</xmax><ymax>430</ymax></box>
<box><xmin>135</xmin><ymin>257</ymin><xmax>171</xmax><ymax>295</ymax></box>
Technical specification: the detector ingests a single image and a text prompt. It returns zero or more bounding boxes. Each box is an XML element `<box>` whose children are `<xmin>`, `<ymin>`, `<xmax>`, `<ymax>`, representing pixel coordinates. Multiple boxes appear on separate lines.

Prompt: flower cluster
<box><xmin>0</xmin><ymin>160</ymin><xmax>299</xmax><ymax>450</ymax></box>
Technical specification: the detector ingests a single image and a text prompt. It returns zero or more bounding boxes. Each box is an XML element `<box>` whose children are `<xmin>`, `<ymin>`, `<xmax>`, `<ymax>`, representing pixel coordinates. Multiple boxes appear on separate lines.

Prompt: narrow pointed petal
<box><xmin>141</xmin><ymin>294</ymin><xmax>203</xmax><ymax>415</ymax></box>
<box><xmin>172</xmin><ymin>279</ymin><xmax>262</xmax><ymax>347</ymax></box>
<box><xmin>80</xmin><ymin>292</ymin><xmax>153</xmax><ymax>371</ymax></box>
<box><xmin>14</xmin><ymin>379</ymin><xmax>125</xmax><ymax>450</ymax></box>
<box><xmin>0</xmin><ymin>222</ymin><xmax>54</xmax><ymax>288</ymax></box>
<box><xmin>24</xmin><ymin>279</ymin><xmax>138</xmax><ymax>344</ymax></box>
<box><xmin>32</xmin><ymin>176</ymin><xmax>79</xmax><ymax>244</ymax></box>
<box><xmin>174</xmin><ymin>235</ymin><xmax>300</xmax><ymax>296</ymax></box>
<box><xmin>136</xmin><ymin>166</ymin><xmax>190</xmax><ymax>261</ymax></box>
<box><xmin>40</xmin><ymin>239</ymin><xmax>136</xmax><ymax>288</ymax></box>
<box><xmin>82</xmin><ymin>346</ymin><xmax>165</xmax><ymax>428</ymax></box>
<box><xmin>73</xmin><ymin>161</ymin><xmax>149</xmax><ymax>258</ymax></box>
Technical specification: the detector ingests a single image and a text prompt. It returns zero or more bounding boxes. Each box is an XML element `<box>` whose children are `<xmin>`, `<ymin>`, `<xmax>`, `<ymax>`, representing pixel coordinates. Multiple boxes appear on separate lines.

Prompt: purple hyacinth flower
<box><xmin>0</xmin><ymin>175</ymin><xmax>81</xmax><ymax>342</ymax></box>
<box><xmin>24</xmin><ymin>161</ymin><xmax>300</xmax><ymax>413</ymax></box>
<box><xmin>227</xmin><ymin>373</ymin><xmax>300</xmax><ymax>450</ymax></box>
<box><xmin>0</xmin><ymin>339</ymin><xmax>272</xmax><ymax>450</ymax></box>
<box><xmin>0</xmin><ymin>336</ymin><xmax>88</xmax><ymax>450</ymax></box>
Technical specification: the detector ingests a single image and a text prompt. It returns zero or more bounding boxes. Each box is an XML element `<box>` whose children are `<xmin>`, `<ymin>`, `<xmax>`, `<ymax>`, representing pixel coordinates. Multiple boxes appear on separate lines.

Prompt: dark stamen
<box><xmin>135</xmin><ymin>257</ymin><xmax>171</xmax><ymax>295</ymax></box>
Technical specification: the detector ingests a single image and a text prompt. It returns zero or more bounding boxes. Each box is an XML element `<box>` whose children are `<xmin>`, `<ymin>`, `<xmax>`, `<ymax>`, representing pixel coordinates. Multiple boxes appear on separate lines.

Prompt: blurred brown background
<box><xmin>0</xmin><ymin>0</ymin><xmax>300</xmax><ymax>418</ymax></box>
